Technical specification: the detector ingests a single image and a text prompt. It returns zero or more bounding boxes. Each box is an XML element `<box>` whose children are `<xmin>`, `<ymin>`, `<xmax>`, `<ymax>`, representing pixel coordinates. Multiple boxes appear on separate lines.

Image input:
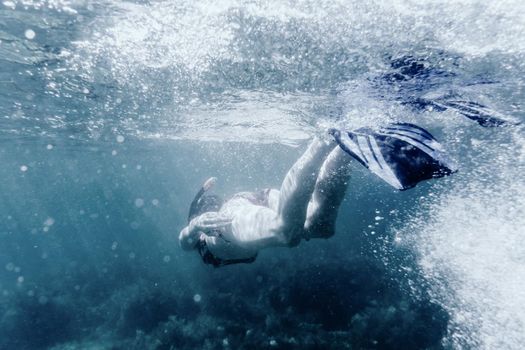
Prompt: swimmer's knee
<box><xmin>319</xmin><ymin>228</ymin><xmax>336</xmax><ymax>239</ymax></box>
<box><xmin>307</xmin><ymin>229</ymin><xmax>336</xmax><ymax>240</ymax></box>
<box><xmin>276</xmin><ymin>221</ymin><xmax>303</xmax><ymax>247</ymax></box>
<box><xmin>286</xmin><ymin>231</ymin><xmax>303</xmax><ymax>247</ymax></box>
<box><xmin>304</xmin><ymin>221</ymin><xmax>336</xmax><ymax>240</ymax></box>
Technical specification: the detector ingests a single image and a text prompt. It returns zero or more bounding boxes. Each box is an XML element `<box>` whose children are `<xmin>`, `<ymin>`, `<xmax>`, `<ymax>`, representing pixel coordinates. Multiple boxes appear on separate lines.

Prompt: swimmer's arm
<box><xmin>179</xmin><ymin>226</ymin><xmax>200</xmax><ymax>251</ymax></box>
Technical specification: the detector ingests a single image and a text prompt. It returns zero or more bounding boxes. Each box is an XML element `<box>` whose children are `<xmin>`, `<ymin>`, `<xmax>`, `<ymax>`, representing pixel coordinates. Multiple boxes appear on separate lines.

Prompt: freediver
<box><xmin>179</xmin><ymin>124</ymin><xmax>456</xmax><ymax>267</ymax></box>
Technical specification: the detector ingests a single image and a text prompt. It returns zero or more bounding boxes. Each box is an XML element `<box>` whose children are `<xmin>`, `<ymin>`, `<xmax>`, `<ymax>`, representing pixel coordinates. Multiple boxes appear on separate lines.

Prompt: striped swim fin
<box><xmin>331</xmin><ymin>123</ymin><xmax>457</xmax><ymax>190</ymax></box>
<box><xmin>430</xmin><ymin>99</ymin><xmax>519</xmax><ymax>127</ymax></box>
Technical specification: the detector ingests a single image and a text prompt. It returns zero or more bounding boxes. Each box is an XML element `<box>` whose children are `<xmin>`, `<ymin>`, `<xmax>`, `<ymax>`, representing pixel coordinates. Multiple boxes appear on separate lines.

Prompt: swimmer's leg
<box><xmin>305</xmin><ymin>147</ymin><xmax>352</xmax><ymax>239</ymax></box>
<box><xmin>277</xmin><ymin>137</ymin><xmax>337</xmax><ymax>246</ymax></box>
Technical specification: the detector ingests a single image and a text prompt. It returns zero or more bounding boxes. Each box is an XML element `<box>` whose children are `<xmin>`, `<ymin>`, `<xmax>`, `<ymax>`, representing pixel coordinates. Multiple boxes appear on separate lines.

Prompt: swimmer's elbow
<box><xmin>179</xmin><ymin>239</ymin><xmax>194</xmax><ymax>251</ymax></box>
<box><xmin>179</xmin><ymin>227</ymin><xmax>196</xmax><ymax>251</ymax></box>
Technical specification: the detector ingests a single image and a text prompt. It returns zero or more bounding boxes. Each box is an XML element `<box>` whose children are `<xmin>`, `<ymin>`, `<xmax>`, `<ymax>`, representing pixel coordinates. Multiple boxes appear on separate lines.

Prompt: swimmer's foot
<box><xmin>328</xmin><ymin>128</ymin><xmax>340</xmax><ymax>139</ymax></box>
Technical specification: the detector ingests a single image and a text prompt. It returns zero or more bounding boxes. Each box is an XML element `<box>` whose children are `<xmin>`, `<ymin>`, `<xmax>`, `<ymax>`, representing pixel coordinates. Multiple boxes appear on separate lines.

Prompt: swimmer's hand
<box><xmin>189</xmin><ymin>212</ymin><xmax>232</xmax><ymax>234</ymax></box>
<box><xmin>202</xmin><ymin>177</ymin><xmax>217</xmax><ymax>191</ymax></box>
<box><xmin>180</xmin><ymin>212</ymin><xmax>232</xmax><ymax>250</ymax></box>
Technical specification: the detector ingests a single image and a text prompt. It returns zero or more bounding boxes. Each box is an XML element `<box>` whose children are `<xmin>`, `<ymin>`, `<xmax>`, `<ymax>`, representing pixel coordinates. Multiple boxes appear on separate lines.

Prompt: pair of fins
<box><xmin>331</xmin><ymin>123</ymin><xmax>457</xmax><ymax>191</ymax></box>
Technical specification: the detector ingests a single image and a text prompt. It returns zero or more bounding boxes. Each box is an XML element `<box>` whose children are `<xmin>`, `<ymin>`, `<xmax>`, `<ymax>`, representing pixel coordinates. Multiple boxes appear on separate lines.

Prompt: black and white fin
<box><xmin>430</xmin><ymin>99</ymin><xmax>520</xmax><ymax>127</ymax></box>
<box><xmin>332</xmin><ymin>123</ymin><xmax>457</xmax><ymax>190</ymax></box>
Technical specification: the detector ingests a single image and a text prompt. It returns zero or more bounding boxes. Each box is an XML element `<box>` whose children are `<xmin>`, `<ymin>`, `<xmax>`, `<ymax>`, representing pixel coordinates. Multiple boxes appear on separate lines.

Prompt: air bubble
<box><xmin>24</xmin><ymin>29</ymin><xmax>35</xmax><ymax>40</ymax></box>
<box><xmin>3</xmin><ymin>1</ymin><xmax>16</xmax><ymax>10</ymax></box>
<box><xmin>44</xmin><ymin>217</ymin><xmax>55</xmax><ymax>226</ymax></box>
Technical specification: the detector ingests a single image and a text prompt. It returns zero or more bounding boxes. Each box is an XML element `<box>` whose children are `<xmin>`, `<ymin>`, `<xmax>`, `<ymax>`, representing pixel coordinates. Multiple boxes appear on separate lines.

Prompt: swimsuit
<box><xmin>197</xmin><ymin>189</ymin><xmax>271</xmax><ymax>267</ymax></box>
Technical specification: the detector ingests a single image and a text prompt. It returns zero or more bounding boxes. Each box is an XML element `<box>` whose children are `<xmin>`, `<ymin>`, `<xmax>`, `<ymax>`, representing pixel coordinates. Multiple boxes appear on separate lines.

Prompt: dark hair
<box><xmin>188</xmin><ymin>194</ymin><xmax>223</xmax><ymax>223</ymax></box>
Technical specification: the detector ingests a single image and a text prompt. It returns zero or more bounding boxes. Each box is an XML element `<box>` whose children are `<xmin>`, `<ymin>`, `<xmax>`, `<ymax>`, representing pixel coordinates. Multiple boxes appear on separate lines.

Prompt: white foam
<box><xmin>397</xmin><ymin>129</ymin><xmax>525</xmax><ymax>349</ymax></box>
<box><xmin>64</xmin><ymin>0</ymin><xmax>525</xmax><ymax>145</ymax></box>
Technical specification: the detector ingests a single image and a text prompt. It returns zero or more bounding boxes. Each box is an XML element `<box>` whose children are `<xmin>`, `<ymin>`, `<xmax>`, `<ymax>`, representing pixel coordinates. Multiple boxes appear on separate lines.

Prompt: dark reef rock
<box><xmin>0</xmin><ymin>296</ymin><xmax>73</xmax><ymax>349</ymax></box>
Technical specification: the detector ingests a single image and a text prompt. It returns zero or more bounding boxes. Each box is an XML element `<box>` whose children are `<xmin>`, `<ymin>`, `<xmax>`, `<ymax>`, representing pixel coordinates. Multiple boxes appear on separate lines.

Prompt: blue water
<box><xmin>1</xmin><ymin>1</ymin><xmax>524</xmax><ymax>349</ymax></box>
